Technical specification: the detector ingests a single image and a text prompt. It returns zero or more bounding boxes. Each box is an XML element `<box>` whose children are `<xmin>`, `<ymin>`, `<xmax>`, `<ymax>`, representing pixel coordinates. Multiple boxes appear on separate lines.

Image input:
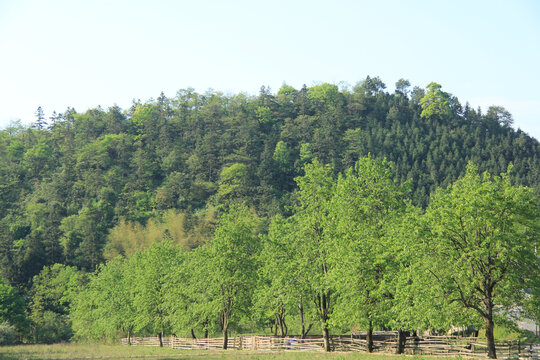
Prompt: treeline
<box><xmin>1</xmin><ymin>158</ymin><xmax>537</xmax><ymax>360</ymax></box>
<box><xmin>0</xmin><ymin>78</ymin><xmax>538</xmax><ymax>290</ymax></box>
<box><xmin>0</xmin><ymin>78</ymin><xmax>539</xmax><ymax>356</ymax></box>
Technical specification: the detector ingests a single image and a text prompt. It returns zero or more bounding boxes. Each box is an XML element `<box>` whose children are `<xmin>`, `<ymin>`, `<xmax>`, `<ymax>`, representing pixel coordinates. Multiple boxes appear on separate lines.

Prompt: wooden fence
<box><xmin>122</xmin><ymin>333</ymin><xmax>540</xmax><ymax>358</ymax></box>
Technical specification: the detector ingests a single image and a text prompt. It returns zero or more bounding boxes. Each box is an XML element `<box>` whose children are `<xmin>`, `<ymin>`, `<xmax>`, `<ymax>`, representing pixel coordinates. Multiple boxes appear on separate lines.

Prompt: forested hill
<box><xmin>1</xmin><ymin>77</ymin><xmax>539</xmax><ymax>287</ymax></box>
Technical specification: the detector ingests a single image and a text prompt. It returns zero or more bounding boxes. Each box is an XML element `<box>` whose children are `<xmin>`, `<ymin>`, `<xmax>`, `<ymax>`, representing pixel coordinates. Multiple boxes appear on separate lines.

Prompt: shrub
<box><xmin>33</xmin><ymin>311</ymin><xmax>73</xmax><ymax>344</ymax></box>
<box><xmin>0</xmin><ymin>321</ymin><xmax>17</xmax><ymax>345</ymax></box>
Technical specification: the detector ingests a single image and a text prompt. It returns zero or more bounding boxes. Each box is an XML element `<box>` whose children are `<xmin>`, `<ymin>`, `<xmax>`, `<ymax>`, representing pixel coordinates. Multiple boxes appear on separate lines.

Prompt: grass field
<box><xmin>0</xmin><ymin>344</ymin><xmax>450</xmax><ymax>360</ymax></box>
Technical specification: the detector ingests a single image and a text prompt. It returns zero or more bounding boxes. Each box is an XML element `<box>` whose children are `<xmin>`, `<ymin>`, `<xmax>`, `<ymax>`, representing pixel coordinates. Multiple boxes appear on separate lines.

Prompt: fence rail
<box><xmin>121</xmin><ymin>334</ymin><xmax>540</xmax><ymax>358</ymax></box>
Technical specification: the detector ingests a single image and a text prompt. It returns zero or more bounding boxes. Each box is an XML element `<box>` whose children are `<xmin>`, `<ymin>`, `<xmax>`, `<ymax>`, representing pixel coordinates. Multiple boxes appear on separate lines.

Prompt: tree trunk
<box><xmin>191</xmin><ymin>329</ymin><xmax>197</xmax><ymax>339</ymax></box>
<box><xmin>318</xmin><ymin>289</ymin><xmax>331</xmax><ymax>351</ymax></box>
<box><xmin>158</xmin><ymin>332</ymin><xmax>163</xmax><ymax>347</ymax></box>
<box><xmin>127</xmin><ymin>330</ymin><xmax>131</xmax><ymax>345</ymax></box>
<box><xmin>303</xmin><ymin>323</ymin><xmax>313</xmax><ymax>339</ymax></box>
<box><xmin>222</xmin><ymin>326</ymin><xmax>228</xmax><ymax>349</ymax></box>
<box><xmin>396</xmin><ymin>328</ymin><xmax>405</xmax><ymax>354</ymax></box>
<box><xmin>221</xmin><ymin>308</ymin><xmax>229</xmax><ymax>349</ymax></box>
<box><xmin>204</xmin><ymin>328</ymin><xmax>208</xmax><ymax>338</ymax></box>
<box><xmin>299</xmin><ymin>299</ymin><xmax>305</xmax><ymax>338</ymax></box>
<box><xmin>299</xmin><ymin>301</ymin><xmax>314</xmax><ymax>338</ymax></box>
<box><xmin>278</xmin><ymin>314</ymin><xmax>287</xmax><ymax>337</ymax></box>
<box><xmin>322</xmin><ymin>325</ymin><xmax>331</xmax><ymax>352</ymax></box>
<box><xmin>366</xmin><ymin>320</ymin><xmax>373</xmax><ymax>353</ymax></box>
<box><xmin>485</xmin><ymin>316</ymin><xmax>497</xmax><ymax>359</ymax></box>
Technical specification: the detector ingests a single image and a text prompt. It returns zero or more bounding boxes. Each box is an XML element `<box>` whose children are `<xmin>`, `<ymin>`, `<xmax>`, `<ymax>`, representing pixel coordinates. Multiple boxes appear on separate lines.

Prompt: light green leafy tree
<box><xmin>215</xmin><ymin>163</ymin><xmax>248</xmax><ymax>206</ymax></box>
<box><xmin>256</xmin><ymin>106</ymin><xmax>275</xmax><ymax>125</ymax></box>
<box><xmin>384</xmin><ymin>204</ymin><xmax>467</xmax><ymax>352</ymax></box>
<box><xmin>273</xmin><ymin>141</ymin><xmax>291</xmax><ymax>169</ymax></box>
<box><xmin>165</xmin><ymin>246</ymin><xmax>213</xmax><ymax>339</ymax></box>
<box><xmin>254</xmin><ymin>215</ymin><xmax>315</xmax><ymax>338</ymax></box>
<box><xmin>423</xmin><ymin>163</ymin><xmax>539</xmax><ymax>359</ymax></box>
<box><xmin>291</xmin><ymin>159</ymin><xmax>335</xmax><ymax>351</ymax></box>
<box><xmin>299</xmin><ymin>143</ymin><xmax>314</xmax><ymax>164</ymax></box>
<box><xmin>307</xmin><ymin>83</ymin><xmax>341</xmax><ymax>110</ymax></box>
<box><xmin>328</xmin><ymin>157</ymin><xmax>406</xmax><ymax>352</ymax></box>
<box><xmin>30</xmin><ymin>264</ymin><xmax>85</xmax><ymax>343</ymax></box>
<box><xmin>131</xmin><ymin>241</ymin><xmax>182</xmax><ymax>346</ymax></box>
<box><xmin>420</xmin><ymin>82</ymin><xmax>452</xmax><ymax>120</ymax></box>
<box><xmin>0</xmin><ymin>278</ymin><xmax>28</xmax><ymax>336</ymax></box>
<box><xmin>200</xmin><ymin>203</ymin><xmax>260</xmax><ymax>349</ymax></box>
<box><xmin>71</xmin><ymin>257</ymin><xmax>136</xmax><ymax>342</ymax></box>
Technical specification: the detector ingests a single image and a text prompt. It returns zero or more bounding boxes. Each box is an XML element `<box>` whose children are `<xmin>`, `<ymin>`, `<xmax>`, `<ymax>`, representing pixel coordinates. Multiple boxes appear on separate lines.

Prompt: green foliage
<box><xmin>291</xmin><ymin>160</ymin><xmax>335</xmax><ymax>348</ymax></box>
<box><xmin>299</xmin><ymin>142</ymin><xmax>314</xmax><ymax>164</ymax></box>
<box><xmin>0</xmin><ymin>80</ymin><xmax>539</xmax><ymax>346</ymax></box>
<box><xmin>329</xmin><ymin>157</ymin><xmax>406</xmax><ymax>333</ymax></box>
<box><xmin>63</xmin><ymin>157</ymin><xmax>538</xmax><ymax>352</ymax></box>
<box><xmin>130</xmin><ymin>104</ymin><xmax>160</xmax><ymax>135</ymax></box>
<box><xmin>31</xmin><ymin>311</ymin><xmax>73</xmax><ymax>344</ymax></box>
<box><xmin>0</xmin><ymin>321</ymin><xmax>17</xmax><ymax>345</ymax></box>
<box><xmin>74</xmin><ymin>241</ymin><xmax>183</xmax><ymax>342</ymax></box>
<box><xmin>30</xmin><ymin>264</ymin><xmax>83</xmax><ymax>316</ymax></box>
<box><xmin>23</xmin><ymin>138</ymin><xmax>53</xmax><ymax>178</ymax></box>
<box><xmin>204</xmin><ymin>204</ymin><xmax>260</xmax><ymax>337</ymax></box>
<box><xmin>424</xmin><ymin>163</ymin><xmax>538</xmax><ymax>314</ymax></box>
<box><xmin>30</xmin><ymin>264</ymin><xmax>84</xmax><ymax>342</ymax></box>
<box><xmin>486</xmin><ymin>106</ymin><xmax>514</xmax><ymax>128</ymax></box>
<box><xmin>103</xmin><ymin>209</ymin><xmax>212</xmax><ymax>259</ymax></box>
<box><xmin>420</xmin><ymin>82</ymin><xmax>452</xmax><ymax>120</ymax></box>
<box><xmin>256</xmin><ymin>106</ymin><xmax>275</xmax><ymax>125</ymax></box>
<box><xmin>254</xmin><ymin>215</ymin><xmax>308</xmax><ymax>336</ymax></box>
<box><xmin>354</xmin><ymin>76</ymin><xmax>386</xmax><ymax>96</ymax></box>
<box><xmin>131</xmin><ymin>241</ymin><xmax>182</xmax><ymax>337</ymax></box>
<box><xmin>525</xmin><ymin>281</ymin><xmax>540</xmax><ymax>325</ymax></box>
<box><xmin>216</xmin><ymin>163</ymin><xmax>248</xmax><ymax>205</ymax></box>
<box><xmin>60</xmin><ymin>203</ymin><xmax>108</xmax><ymax>270</ymax></box>
<box><xmin>272</xmin><ymin>141</ymin><xmax>291</xmax><ymax>167</ymax></box>
<box><xmin>384</xmin><ymin>204</ymin><xmax>438</xmax><ymax>331</ymax></box>
<box><xmin>0</xmin><ymin>278</ymin><xmax>28</xmax><ymax>334</ymax></box>
<box><xmin>71</xmin><ymin>257</ymin><xmax>136</xmax><ymax>341</ymax></box>
<box><xmin>422</xmin><ymin>163</ymin><xmax>539</xmax><ymax>357</ymax></box>
<box><xmin>395</xmin><ymin>78</ymin><xmax>411</xmax><ymax>96</ymax></box>
<box><xmin>307</xmin><ymin>83</ymin><xmax>341</xmax><ymax>109</ymax></box>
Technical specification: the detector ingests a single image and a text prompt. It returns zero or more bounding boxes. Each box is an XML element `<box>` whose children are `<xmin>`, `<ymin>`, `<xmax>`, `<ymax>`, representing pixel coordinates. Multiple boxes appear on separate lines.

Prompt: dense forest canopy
<box><xmin>0</xmin><ymin>78</ymin><xmax>538</xmax><ymax>357</ymax></box>
<box><xmin>0</xmin><ymin>78</ymin><xmax>538</xmax><ymax>284</ymax></box>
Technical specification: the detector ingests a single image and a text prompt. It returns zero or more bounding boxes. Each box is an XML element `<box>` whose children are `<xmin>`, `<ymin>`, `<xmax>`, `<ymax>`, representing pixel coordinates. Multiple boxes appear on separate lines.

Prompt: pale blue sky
<box><xmin>1</xmin><ymin>0</ymin><xmax>539</xmax><ymax>139</ymax></box>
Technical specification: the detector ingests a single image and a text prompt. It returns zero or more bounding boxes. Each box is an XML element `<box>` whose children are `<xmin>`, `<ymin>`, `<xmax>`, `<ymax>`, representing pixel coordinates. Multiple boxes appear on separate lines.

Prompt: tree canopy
<box><xmin>0</xmin><ymin>79</ymin><xmax>538</xmax><ymax>356</ymax></box>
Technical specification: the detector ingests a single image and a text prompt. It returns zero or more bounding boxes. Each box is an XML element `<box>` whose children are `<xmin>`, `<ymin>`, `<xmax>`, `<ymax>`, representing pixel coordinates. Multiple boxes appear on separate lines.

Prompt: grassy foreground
<box><xmin>0</xmin><ymin>344</ymin><xmax>450</xmax><ymax>360</ymax></box>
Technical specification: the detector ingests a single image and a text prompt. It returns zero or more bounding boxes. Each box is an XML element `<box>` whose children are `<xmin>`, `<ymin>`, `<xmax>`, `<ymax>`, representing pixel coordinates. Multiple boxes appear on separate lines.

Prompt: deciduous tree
<box><xmin>201</xmin><ymin>204</ymin><xmax>260</xmax><ymax>349</ymax></box>
<box><xmin>291</xmin><ymin>159</ymin><xmax>335</xmax><ymax>351</ymax></box>
<box><xmin>423</xmin><ymin>163</ymin><xmax>539</xmax><ymax>359</ymax></box>
<box><xmin>328</xmin><ymin>157</ymin><xmax>406</xmax><ymax>352</ymax></box>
